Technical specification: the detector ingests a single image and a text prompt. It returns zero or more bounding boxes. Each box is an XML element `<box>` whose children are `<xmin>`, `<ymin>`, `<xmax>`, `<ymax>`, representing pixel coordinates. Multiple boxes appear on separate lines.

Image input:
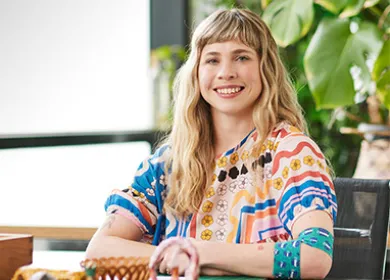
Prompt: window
<box><xmin>0</xmin><ymin>0</ymin><xmax>152</xmax><ymax>229</ymax></box>
<box><xmin>0</xmin><ymin>0</ymin><xmax>151</xmax><ymax>134</ymax></box>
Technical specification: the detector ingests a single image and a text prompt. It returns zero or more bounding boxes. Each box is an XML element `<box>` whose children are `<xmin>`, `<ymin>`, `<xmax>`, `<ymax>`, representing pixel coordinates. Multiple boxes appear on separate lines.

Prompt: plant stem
<box><xmin>344</xmin><ymin>110</ymin><xmax>365</xmax><ymax>123</ymax></box>
<box><xmin>379</xmin><ymin>5</ymin><xmax>390</xmax><ymax>30</ymax></box>
<box><xmin>368</xmin><ymin>5</ymin><xmax>383</xmax><ymax>18</ymax></box>
<box><xmin>367</xmin><ymin>96</ymin><xmax>383</xmax><ymax>124</ymax></box>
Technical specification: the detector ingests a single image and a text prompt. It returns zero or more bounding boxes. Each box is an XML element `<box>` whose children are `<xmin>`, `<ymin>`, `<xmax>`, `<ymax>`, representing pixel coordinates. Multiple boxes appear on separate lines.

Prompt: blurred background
<box><xmin>0</xmin><ymin>0</ymin><xmax>389</xmax><ymax>254</ymax></box>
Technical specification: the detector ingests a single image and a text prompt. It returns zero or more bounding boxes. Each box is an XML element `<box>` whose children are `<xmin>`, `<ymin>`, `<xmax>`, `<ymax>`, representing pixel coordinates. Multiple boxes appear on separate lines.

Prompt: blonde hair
<box><xmin>161</xmin><ymin>8</ymin><xmax>307</xmax><ymax>218</ymax></box>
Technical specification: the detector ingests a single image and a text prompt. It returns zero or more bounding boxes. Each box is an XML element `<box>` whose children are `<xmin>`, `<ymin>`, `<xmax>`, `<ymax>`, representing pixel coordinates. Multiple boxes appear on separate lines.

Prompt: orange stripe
<box><xmin>137</xmin><ymin>201</ymin><xmax>153</xmax><ymax>226</ymax></box>
<box><xmin>227</xmin><ymin>190</ymin><xmax>254</xmax><ymax>243</ymax></box>
<box><xmin>272</xmin><ymin>141</ymin><xmax>324</xmax><ymax>174</ymax></box>
<box><xmin>256</xmin><ymin>179</ymin><xmax>273</xmax><ymax>199</ymax></box>
<box><xmin>189</xmin><ymin>212</ymin><xmax>197</xmax><ymax>238</ymax></box>
<box><xmin>244</xmin><ymin>207</ymin><xmax>277</xmax><ymax>243</ymax></box>
<box><xmin>284</xmin><ymin>170</ymin><xmax>334</xmax><ymax>192</ymax></box>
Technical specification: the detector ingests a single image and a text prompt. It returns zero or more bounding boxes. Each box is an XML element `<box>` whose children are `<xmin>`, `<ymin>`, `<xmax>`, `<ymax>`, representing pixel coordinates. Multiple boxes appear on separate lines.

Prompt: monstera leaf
<box><xmin>262</xmin><ymin>0</ymin><xmax>314</xmax><ymax>47</ymax></box>
<box><xmin>316</xmin><ymin>0</ymin><xmax>365</xmax><ymax>17</ymax></box>
<box><xmin>340</xmin><ymin>0</ymin><xmax>365</xmax><ymax>18</ymax></box>
<box><xmin>373</xmin><ymin>40</ymin><xmax>390</xmax><ymax>108</ymax></box>
<box><xmin>315</xmin><ymin>0</ymin><xmax>349</xmax><ymax>14</ymax></box>
<box><xmin>363</xmin><ymin>0</ymin><xmax>381</xmax><ymax>8</ymax></box>
<box><xmin>261</xmin><ymin>0</ymin><xmax>273</xmax><ymax>9</ymax></box>
<box><xmin>304</xmin><ymin>18</ymin><xmax>383</xmax><ymax>109</ymax></box>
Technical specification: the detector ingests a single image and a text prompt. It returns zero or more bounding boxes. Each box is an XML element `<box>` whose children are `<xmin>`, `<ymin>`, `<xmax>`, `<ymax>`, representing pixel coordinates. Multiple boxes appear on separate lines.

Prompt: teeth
<box><xmin>216</xmin><ymin>87</ymin><xmax>241</xmax><ymax>94</ymax></box>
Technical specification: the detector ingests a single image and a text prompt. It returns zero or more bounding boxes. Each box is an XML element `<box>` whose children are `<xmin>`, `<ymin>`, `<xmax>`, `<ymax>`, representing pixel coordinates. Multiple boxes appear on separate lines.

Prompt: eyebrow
<box><xmin>204</xmin><ymin>48</ymin><xmax>255</xmax><ymax>56</ymax></box>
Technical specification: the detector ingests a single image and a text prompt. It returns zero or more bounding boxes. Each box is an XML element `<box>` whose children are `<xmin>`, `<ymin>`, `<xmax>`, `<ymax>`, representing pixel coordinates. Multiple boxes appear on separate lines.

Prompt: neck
<box><xmin>212</xmin><ymin>112</ymin><xmax>255</xmax><ymax>156</ymax></box>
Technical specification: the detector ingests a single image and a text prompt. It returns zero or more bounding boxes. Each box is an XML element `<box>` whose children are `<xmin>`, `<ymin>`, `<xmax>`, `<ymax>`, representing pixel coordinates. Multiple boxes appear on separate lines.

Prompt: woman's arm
<box><xmin>85</xmin><ymin>212</ymin><xmax>156</xmax><ymax>259</ymax></box>
<box><xmin>194</xmin><ymin>210</ymin><xmax>333</xmax><ymax>279</ymax></box>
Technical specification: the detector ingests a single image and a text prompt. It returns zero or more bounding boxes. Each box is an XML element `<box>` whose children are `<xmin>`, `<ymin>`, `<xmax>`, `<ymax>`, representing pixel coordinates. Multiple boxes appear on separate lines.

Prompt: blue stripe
<box><xmin>236</xmin><ymin>199</ymin><xmax>276</xmax><ymax>243</ymax></box>
<box><xmin>152</xmin><ymin>214</ymin><xmax>165</xmax><ymax>245</ymax></box>
<box><xmin>104</xmin><ymin>194</ymin><xmax>154</xmax><ymax>233</ymax></box>
<box><xmin>280</xmin><ymin>180</ymin><xmax>336</xmax><ymax>208</ymax></box>
<box><xmin>278</xmin><ymin>180</ymin><xmax>337</xmax><ymax>223</ymax></box>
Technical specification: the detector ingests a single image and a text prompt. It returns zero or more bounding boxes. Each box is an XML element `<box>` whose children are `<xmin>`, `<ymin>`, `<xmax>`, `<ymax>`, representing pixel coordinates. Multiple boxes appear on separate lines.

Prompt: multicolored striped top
<box><xmin>105</xmin><ymin>122</ymin><xmax>337</xmax><ymax>245</ymax></box>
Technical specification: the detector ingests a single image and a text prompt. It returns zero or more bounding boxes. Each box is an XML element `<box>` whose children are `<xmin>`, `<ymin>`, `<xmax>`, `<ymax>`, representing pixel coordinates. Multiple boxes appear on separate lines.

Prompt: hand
<box><xmin>188</xmin><ymin>239</ymin><xmax>238</xmax><ymax>276</ymax></box>
<box><xmin>158</xmin><ymin>244</ymin><xmax>190</xmax><ymax>276</ymax></box>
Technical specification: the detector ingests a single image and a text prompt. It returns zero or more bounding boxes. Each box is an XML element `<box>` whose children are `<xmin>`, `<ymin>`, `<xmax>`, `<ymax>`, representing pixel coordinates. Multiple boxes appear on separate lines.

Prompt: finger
<box><xmin>166</xmin><ymin>246</ymin><xmax>182</xmax><ymax>270</ymax></box>
<box><xmin>159</xmin><ymin>245</ymin><xmax>179</xmax><ymax>275</ymax></box>
<box><xmin>171</xmin><ymin>267</ymin><xmax>179</xmax><ymax>280</ymax></box>
<box><xmin>166</xmin><ymin>252</ymin><xmax>189</xmax><ymax>276</ymax></box>
<box><xmin>159</xmin><ymin>258</ymin><xmax>168</xmax><ymax>275</ymax></box>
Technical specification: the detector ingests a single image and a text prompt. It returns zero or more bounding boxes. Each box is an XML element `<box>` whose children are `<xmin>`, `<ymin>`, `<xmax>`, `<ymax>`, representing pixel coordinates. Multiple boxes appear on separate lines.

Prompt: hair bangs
<box><xmin>196</xmin><ymin>10</ymin><xmax>260</xmax><ymax>52</ymax></box>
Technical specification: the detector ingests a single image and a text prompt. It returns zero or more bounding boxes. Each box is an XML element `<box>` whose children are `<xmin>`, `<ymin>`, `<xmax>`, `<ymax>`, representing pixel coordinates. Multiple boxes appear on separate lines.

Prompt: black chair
<box><xmin>327</xmin><ymin>177</ymin><xmax>390</xmax><ymax>279</ymax></box>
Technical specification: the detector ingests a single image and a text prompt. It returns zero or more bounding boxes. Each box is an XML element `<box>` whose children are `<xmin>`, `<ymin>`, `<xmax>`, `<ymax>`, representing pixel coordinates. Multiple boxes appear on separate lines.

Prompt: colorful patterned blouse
<box><xmin>105</xmin><ymin>123</ymin><xmax>337</xmax><ymax>245</ymax></box>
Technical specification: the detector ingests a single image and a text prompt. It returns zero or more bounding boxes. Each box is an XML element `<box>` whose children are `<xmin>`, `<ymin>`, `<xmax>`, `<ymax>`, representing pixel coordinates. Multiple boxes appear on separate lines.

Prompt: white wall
<box><xmin>0</xmin><ymin>0</ymin><xmax>152</xmax><ymax>228</ymax></box>
<box><xmin>0</xmin><ymin>0</ymin><xmax>152</xmax><ymax>134</ymax></box>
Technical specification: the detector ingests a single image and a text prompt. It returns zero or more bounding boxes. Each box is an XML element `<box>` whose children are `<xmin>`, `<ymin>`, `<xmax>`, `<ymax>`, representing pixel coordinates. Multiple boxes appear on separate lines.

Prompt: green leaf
<box><xmin>377</xmin><ymin>71</ymin><xmax>390</xmax><ymax>108</ymax></box>
<box><xmin>315</xmin><ymin>0</ymin><xmax>349</xmax><ymax>14</ymax></box>
<box><xmin>373</xmin><ymin>40</ymin><xmax>390</xmax><ymax>81</ymax></box>
<box><xmin>261</xmin><ymin>0</ymin><xmax>273</xmax><ymax>9</ymax></box>
<box><xmin>373</xmin><ymin>40</ymin><xmax>390</xmax><ymax>108</ymax></box>
<box><xmin>340</xmin><ymin>0</ymin><xmax>365</xmax><ymax>18</ymax></box>
<box><xmin>304</xmin><ymin>18</ymin><xmax>383</xmax><ymax>109</ymax></box>
<box><xmin>363</xmin><ymin>0</ymin><xmax>380</xmax><ymax>8</ymax></box>
<box><xmin>262</xmin><ymin>0</ymin><xmax>314</xmax><ymax>47</ymax></box>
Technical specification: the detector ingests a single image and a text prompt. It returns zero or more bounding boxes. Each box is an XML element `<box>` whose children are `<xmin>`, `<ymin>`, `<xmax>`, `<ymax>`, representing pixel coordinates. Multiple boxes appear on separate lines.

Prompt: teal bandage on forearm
<box><xmin>299</xmin><ymin>227</ymin><xmax>334</xmax><ymax>258</ymax></box>
<box><xmin>273</xmin><ymin>227</ymin><xmax>334</xmax><ymax>279</ymax></box>
<box><xmin>273</xmin><ymin>239</ymin><xmax>302</xmax><ymax>279</ymax></box>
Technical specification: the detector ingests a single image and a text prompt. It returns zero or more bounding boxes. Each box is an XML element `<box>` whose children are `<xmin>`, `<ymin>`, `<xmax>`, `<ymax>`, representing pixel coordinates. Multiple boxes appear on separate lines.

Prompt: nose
<box><xmin>217</xmin><ymin>61</ymin><xmax>237</xmax><ymax>80</ymax></box>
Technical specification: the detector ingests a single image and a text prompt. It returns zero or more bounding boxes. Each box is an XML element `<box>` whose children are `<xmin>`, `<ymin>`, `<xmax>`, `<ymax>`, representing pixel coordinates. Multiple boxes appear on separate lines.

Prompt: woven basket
<box><xmin>80</xmin><ymin>256</ymin><xmax>150</xmax><ymax>280</ymax></box>
<box><xmin>12</xmin><ymin>256</ymin><xmax>150</xmax><ymax>280</ymax></box>
<box><xmin>12</xmin><ymin>268</ymin><xmax>84</xmax><ymax>280</ymax></box>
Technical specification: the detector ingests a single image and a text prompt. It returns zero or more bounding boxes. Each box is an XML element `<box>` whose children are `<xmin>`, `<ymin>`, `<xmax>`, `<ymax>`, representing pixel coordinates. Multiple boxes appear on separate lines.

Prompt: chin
<box><xmin>213</xmin><ymin>106</ymin><xmax>247</xmax><ymax>116</ymax></box>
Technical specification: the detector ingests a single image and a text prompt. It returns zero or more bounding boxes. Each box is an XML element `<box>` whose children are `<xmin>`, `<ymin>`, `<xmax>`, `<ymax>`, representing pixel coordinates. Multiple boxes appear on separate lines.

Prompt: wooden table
<box><xmin>20</xmin><ymin>250</ymin><xmax>260</xmax><ymax>279</ymax></box>
<box><xmin>16</xmin><ymin>250</ymin><xmax>366</xmax><ymax>280</ymax></box>
<box><xmin>0</xmin><ymin>234</ymin><xmax>33</xmax><ymax>280</ymax></box>
<box><xmin>0</xmin><ymin>226</ymin><xmax>95</xmax><ymax>240</ymax></box>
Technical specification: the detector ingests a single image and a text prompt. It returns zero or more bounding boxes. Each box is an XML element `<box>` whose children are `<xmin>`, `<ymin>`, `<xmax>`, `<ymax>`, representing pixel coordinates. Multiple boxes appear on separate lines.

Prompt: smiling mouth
<box><xmin>214</xmin><ymin>86</ymin><xmax>245</xmax><ymax>95</ymax></box>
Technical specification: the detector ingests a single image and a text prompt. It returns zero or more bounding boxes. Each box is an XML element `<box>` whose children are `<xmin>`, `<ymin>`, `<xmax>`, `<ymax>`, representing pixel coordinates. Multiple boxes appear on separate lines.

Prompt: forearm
<box><xmin>197</xmin><ymin>241</ymin><xmax>331</xmax><ymax>279</ymax></box>
<box><xmin>201</xmin><ymin>267</ymin><xmax>240</xmax><ymax>276</ymax></box>
<box><xmin>86</xmin><ymin>235</ymin><xmax>156</xmax><ymax>259</ymax></box>
<box><xmin>197</xmin><ymin>241</ymin><xmax>274</xmax><ymax>277</ymax></box>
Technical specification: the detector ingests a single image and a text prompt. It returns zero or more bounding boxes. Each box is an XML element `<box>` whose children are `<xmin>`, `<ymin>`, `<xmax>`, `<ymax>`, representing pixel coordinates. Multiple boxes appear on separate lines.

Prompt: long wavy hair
<box><xmin>161</xmin><ymin>8</ymin><xmax>307</xmax><ymax>218</ymax></box>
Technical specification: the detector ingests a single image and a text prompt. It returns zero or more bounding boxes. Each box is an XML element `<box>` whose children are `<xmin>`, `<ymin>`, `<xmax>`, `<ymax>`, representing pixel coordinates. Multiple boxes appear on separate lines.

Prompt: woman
<box><xmin>86</xmin><ymin>8</ymin><xmax>337</xmax><ymax>279</ymax></box>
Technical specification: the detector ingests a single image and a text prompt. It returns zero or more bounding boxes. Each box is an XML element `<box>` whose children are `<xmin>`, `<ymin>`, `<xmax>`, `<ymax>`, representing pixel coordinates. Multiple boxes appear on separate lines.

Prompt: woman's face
<box><xmin>198</xmin><ymin>40</ymin><xmax>261</xmax><ymax>119</ymax></box>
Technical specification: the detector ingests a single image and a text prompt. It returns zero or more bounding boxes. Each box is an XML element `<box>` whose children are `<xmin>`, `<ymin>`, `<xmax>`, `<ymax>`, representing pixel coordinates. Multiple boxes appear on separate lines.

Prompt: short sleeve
<box><xmin>271</xmin><ymin>134</ymin><xmax>337</xmax><ymax>236</ymax></box>
<box><xmin>104</xmin><ymin>145</ymin><xmax>169</xmax><ymax>236</ymax></box>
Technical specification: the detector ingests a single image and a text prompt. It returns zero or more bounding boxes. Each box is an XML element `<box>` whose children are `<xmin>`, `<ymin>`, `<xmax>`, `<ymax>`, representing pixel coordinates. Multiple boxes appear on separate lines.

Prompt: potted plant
<box><xmin>201</xmin><ymin>0</ymin><xmax>390</xmax><ymax>179</ymax></box>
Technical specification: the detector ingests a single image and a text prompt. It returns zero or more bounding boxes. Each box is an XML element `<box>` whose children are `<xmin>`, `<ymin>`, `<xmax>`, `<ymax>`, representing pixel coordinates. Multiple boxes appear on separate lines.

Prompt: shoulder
<box><xmin>267</xmin><ymin>122</ymin><xmax>330</xmax><ymax>177</ymax></box>
<box><xmin>134</xmin><ymin>144</ymin><xmax>171</xmax><ymax>177</ymax></box>
<box><xmin>150</xmin><ymin>144</ymin><xmax>171</xmax><ymax>164</ymax></box>
<box><xmin>269</xmin><ymin>122</ymin><xmax>322</xmax><ymax>155</ymax></box>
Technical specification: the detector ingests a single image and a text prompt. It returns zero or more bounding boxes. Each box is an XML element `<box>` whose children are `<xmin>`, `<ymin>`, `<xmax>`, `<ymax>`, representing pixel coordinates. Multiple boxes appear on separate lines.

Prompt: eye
<box><xmin>206</xmin><ymin>58</ymin><xmax>218</xmax><ymax>64</ymax></box>
<box><xmin>236</xmin><ymin>55</ymin><xmax>249</xmax><ymax>61</ymax></box>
